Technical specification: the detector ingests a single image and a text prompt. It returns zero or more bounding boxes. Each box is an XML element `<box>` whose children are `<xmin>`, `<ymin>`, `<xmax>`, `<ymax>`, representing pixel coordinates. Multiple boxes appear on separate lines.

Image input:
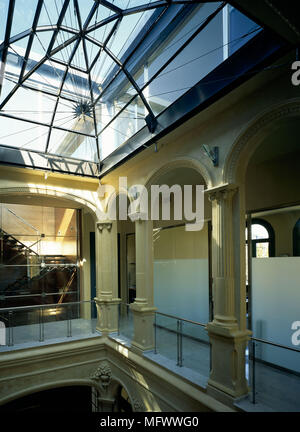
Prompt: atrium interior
<box><xmin>0</xmin><ymin>0</ymin><xmax>299</xmax><ymax>413</ymax></box>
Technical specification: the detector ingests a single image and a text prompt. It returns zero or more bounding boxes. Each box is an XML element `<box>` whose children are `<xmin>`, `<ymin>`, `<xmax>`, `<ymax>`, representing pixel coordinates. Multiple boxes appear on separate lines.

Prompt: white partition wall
<box><xmin>153</xmin><ymin>223</ymin><xmax>209</xmax><ymax>324</ymax></box>
<box><xmin>252</xmin><ymin>257</ymin><xmax>300</xmax><ymax>372</ymax></box>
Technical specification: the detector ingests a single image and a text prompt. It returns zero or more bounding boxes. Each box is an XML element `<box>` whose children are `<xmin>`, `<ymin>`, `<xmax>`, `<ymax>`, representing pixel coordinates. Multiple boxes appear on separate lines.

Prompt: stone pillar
<box><xmin>94</xmin><ymin>220</ymin><xmax>120</xmax><ymax>334</ymax></box>
<box><xmin>130</xmin><ymin>213</ymin><xmax>156</xmax><ymax>354</ymax></box>
<box><xmin>206</xmin><ymin>185</ymin><xmax>250</xmax><ymax>402</ymax></box>
<box><xmin>98</xmin><ymin>397</ymin><xmax>115</xmax><ymax>412</ymax></box>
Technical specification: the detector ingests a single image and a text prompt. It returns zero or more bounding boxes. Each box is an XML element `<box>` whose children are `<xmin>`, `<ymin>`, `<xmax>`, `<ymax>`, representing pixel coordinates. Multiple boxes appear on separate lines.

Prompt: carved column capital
<box><xmin>128</xmin><ymin>211</ymin><xmax>148</xmax><ymax>222</ymax></box>
<box><xmin>97</xmin><ymin>221</ymin><xmax>112</xmax><ymax>232</ymax></box>
<box><xmin>207</xmin><ymin>184</ymin><xmax>238</xmax><ymax>204</ymax></box>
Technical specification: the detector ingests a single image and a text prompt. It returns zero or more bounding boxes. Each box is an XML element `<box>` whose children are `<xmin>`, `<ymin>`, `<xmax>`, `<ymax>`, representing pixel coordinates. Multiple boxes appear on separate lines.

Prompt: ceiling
<box><xmin>0</xmin><ymin>1</ymin><xmax>289</xmax><ymax>177</ymax></box>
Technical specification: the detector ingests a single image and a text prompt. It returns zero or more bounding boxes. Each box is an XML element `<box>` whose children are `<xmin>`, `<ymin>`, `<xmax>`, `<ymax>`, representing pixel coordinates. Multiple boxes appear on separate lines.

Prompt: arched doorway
<box><xmin>0</xmin><ymin>192</ymin><xmax>97</xmax><ymax>349</ymax></box>
<box><xmin>240</xmin><ymin>114</ymin><xmax>300</xmax><ymax>410</ymax></box>
<box><xmin>114</xmin><ymin>385</ymin><xmax>133</xmax><ymax>412</ymax></box>
<box><xmin>145</xmin><ymin>164</ymin><xmax>212</xmax><ymax>377</ymax></box>
<box><xmin>0</xmin><ymin>386</ymin><xmax>93</xmax><ymax>412</ymax></box>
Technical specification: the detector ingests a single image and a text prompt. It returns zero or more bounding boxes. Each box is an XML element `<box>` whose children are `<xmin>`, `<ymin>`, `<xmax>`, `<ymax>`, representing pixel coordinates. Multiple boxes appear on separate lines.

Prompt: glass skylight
<box><xmin>0</xmin><ymin>0</ymin><xmax>261</xmax><ymax>172</ymax></box>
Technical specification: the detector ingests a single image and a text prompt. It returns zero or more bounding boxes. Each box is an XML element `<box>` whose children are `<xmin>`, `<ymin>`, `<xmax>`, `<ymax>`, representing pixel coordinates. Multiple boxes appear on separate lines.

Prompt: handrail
<box><xmin>0</xmin><ymin>229</ymin><xmax>39</xmax><ymax>256</ymax></box>
<box><xmin>155</xmin><ymin>310</ymin><xmax>206</xmax><ymax>327</ymax></box>
<box><xmin>5</xmin><ymin>237</ymin><xmax>42</xmax><ymax>263</ymax></box>
<box><xmin>120</xmin><ymin>304</ymin><xmax>207</xmax><ymax>327</ymax></box>
<box><xmin>0</xmin><ymin>299</ymin><xmax>95</xmax><ymax>313</ymax></box>
<box><xmin>4</xmin><ymin>206</ymin><xmax>40</xmax><ymax>234</ymax></box>
<box><xmin>1</xmin><ymin>291</ymin><xmax>78</xmax><ymax>299</ymax></box>
<box><xmin>251</xmin><ymin>337</ymin><xmax>300</xmax><ymax>353</ymax></box>
<box><xmin>0</xmin><ymin>263</ymin><xmax>78</xmax><ymax>267</ymax></box>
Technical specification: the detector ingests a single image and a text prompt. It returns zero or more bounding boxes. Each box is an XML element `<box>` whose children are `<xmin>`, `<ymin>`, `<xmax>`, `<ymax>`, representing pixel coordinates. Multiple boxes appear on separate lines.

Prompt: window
<box><xmin>246</xmin><ymin>218</ymin><xmax>275</xmax><ymax>258</ymax></box>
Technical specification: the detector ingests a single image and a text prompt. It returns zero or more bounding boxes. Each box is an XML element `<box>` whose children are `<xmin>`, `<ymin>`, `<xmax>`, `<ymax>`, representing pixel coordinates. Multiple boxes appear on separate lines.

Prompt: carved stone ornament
<box><xmin>132</xmin><ymin>398</ymin><xmax>145</xmax><ymax>412</ymax></box>
<box><xmin>90</xmin><ymin>361</ymin><xmax>112</xmax><ymax>388</ymax></box>
<box><xmin>97</xmin><ymin>221</ymin><xmax>112</xmax><ymax>232</ymax></box>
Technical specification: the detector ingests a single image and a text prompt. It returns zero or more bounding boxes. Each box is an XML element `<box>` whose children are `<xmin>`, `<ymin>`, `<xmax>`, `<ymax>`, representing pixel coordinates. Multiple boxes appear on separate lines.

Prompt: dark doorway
<box><xmin>0</xmin><ymin>386</ymin><xmax>92</xmax><ymax>412</ymax></box>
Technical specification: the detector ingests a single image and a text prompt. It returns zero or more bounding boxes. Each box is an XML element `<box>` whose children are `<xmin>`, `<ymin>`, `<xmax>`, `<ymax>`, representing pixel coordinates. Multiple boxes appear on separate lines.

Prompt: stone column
<box><xmin>130</xmin><ymin>213</ymin><xmax>156</xmax><ymax>354</ymax></box>
<box><xmin>98</xmin><ymin>397</ymin><xmax>115</xmax><ymax>412</ymax></box>
<box><xmin>206</xmin><ymin>185</ymin><xmax>250</xmax><ymax>402</ymax></box>
<box><xmin>94</xmin><ymin>220</ymin><xmax>120</xmax><ymax>334</ymax></box>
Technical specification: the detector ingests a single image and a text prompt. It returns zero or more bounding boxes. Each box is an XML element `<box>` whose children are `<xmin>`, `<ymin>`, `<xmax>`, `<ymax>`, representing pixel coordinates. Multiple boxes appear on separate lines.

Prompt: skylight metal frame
<box><xmin>0</xmin><ymin>0</ymin><xmax>217</xmax><ymax>166</ymax></box>
<box><xmin>0</xmin><ymin>0</ymin><xmax>278</xmax><ymax>178</ymax></box>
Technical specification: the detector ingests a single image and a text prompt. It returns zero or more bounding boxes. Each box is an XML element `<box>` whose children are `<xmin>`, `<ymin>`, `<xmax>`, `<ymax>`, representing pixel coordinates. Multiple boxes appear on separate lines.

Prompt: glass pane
<box><xmin>113</xmin><ymin>0</ymin><xmax>159</xmax><ymax>8</ymax></box>
<box><xmin>4</xmin><ymin>37</ymin><xmax>29</xmax><ymax>87</ymax></box>
<box><xmin>61</xmin><ymin>1</ymin><xmax>80</xmax><ymax>31</ymax></box>
<box><xmin>90</xmin><ymin>50</ymin><xmax>121</xmax><ymax>91</ymax></box>
<box><xmin>70</xmin><ymin>40</ymin><xmax>87</xmax><ymax>70</ymax></box>
<box><xmin>145</xmin><ymin>8</ymin><xmax>223</xmax><ymax>116</ymax></box>
<box><xmin>248</xmin><ymin>340</ymin><xmax>300</xmax><ymax>411</ymax></box>
<box><xmin>68</xmin><ymin>301</ymin><xmax>96</xmax><ymax>337</ymax></box>
<box><xmin>0</xmin><ymin>74</ymin><xmax>16</xmax><ymax>106</ymax></box>
<box><xmin>3</xmin><ymin>87</ymin><xmax>57</xmax><ymax>124</ymax></box>
<box><xmin>108</xmin><ymin>11</ymin><xmax>155</xmax><ymax>60</ymax></box>
<box><xmin>97</xmin><ymin>95</ymin><xmax>145</xmax><ymax>159</ymax></box>
<box><xmin>255</xmin><ymin>242</ymin><xmax>269</xmax><ymax>258</ymax></box>
<box><xmin>155</xmin><ymin>314</ymin><xmax>177</xmax><ymax>363</ymax></box>
<box><xmin>24</xmin><ymin>60</ymin><xmax>66</xmax><ymax>96</ymax></box>
<box><xmin>38</xmin><ymin>0</ymin><xmax>60</xmax><ymax>27</ymax></box>
<box><xmin>11</xmin><ymin>0</ymin><xmax>38</xmax><ymax>37</ymax></box>
<box><xmin>118</xmin><ymin>303</ymin><xmax>133</xmax><ymax>341</ymax></box>
<box><xmin>48</xmin><ymin>128</ymin><xmax>98</xmax><ymax>162</ymax></box>
<box><xmin>40</xmin><ymin>236</ymin><xmax>77</xmax><ymax>258</ymax></box>
<box><xmin>61</xmin><ymin>67</ymin><xmax>91</xmax><ymax>101</ymax></box>
<box><xmin>0</xmin><ymin>0</ymin><xmax>9</xmax><ymax>41</ymax></box>
<box><xmin>52</xmin><ymin>34</ymin><xmax>78</xmax><ymax>64</ymax></box>
<box><xmin>182</xmin><ymin>321</ymin><xmax>210</xmax><ymax>379</ymax></box>
<box><xmin>77</xmin><ymin>0</ymin><xmax>96</xmax><ymax>26</ymax></box>
<box><xmin>0</xmin><ymin>116</ymin><xmax>49</xmax><ymax>151</ymax></box>
<box><xmin>42</xmin><ymin>304</ymin><xmax>68</xmax><ymax>341</ymax></box>
<box><xmin>11</xmin><ymin>307</ymin><xmax>41</xmax><ymax>346</ymax></box>
<box><xmin>229</xmin><ymin>6</ymin><xmax>261</xmax><ymax>55</ymax></box>
<box><xmin>252</xmin><ymin>224</ymin><xmax>269</xmax><ymax>240</ymax></box>
<box><xmin>86</xmin><ymin>19</ymin><xmax>116</xmax><ymax>48</ymax></box>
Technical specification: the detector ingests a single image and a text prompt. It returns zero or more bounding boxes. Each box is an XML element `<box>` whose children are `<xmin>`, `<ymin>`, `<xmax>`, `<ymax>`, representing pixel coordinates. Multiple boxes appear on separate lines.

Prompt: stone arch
<box><xmin>105</xmin><ymin>377</ymin><xmax>141</xmax><ymax>411</ymax></box>
<box><xmin>224</xmin><ymin>99</ymin><xmax>300</xmax><ymax>184</ymax></box>
<box><xmin>144</xmin><ymin>157</ymin><xmax>212</xmax><ymax>191</ymax></box>
<box><xmin>0</xmin><ymin>186</ymin><xmax>98</xmax><ymax>219</ymax></box>
<box><xmin>0</xmin><ymin>379</ymin><xmax>98</xmax><ymax>407</ymax></box>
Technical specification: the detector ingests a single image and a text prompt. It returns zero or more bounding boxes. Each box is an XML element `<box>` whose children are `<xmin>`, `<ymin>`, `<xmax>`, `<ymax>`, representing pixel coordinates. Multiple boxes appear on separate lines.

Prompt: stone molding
<box><xmin>225</xmin><ymin>100</ymin><xmax>300</xmax><ymax>184</ymax></box>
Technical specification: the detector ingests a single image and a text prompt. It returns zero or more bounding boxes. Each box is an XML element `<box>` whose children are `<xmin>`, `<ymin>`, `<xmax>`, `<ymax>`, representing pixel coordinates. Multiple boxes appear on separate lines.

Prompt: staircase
<box><xmin>0</xmin><ymin>227</ymin><xmax>78</xmax><ymax>305</ymax></box>
<box><xmin>0</xmin><ymin>227</ymin><xmax>39</xmax><ymax>262</ymax></box>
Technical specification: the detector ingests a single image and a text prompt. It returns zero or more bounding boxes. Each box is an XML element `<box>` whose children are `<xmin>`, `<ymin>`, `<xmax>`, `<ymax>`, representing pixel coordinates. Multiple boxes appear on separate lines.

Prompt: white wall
<box><xmin>252</xmin><ymin>257</ymin><xmax>300</xmax><ymax>372</ymax></box>
<box><xmin>153</xmin><ymin>224</ymin><xmax>209</xmax><ymax>324</ymax></box>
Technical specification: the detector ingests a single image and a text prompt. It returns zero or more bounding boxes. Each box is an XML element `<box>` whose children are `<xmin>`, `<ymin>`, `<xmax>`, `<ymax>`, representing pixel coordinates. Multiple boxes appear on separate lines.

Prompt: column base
<box><xmin>207</xmin><ymin>322</ymin><xmax>251</xmax><ymax>400</ymax></box>
<box><xmin>130</xmin><ymin>303</ymin><xmax>157</xmax><ymax>354</ymax></box>
<box><xmin>95</xmin><ymin>297</ymin><xmax>121</xmax><ymax>335</ymax></box>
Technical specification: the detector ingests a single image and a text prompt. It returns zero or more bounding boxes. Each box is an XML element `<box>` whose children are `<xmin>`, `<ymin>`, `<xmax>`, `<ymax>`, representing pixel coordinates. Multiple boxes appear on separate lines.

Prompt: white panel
<box><xmin>252</xmin><ymin>257</ymin><xmax>300</xmax><ymax>372</ymax></box>
<box><xmin>154</xmin><ymin>259</ymin><xmax>209</xmax><ymax>324</ymax></box>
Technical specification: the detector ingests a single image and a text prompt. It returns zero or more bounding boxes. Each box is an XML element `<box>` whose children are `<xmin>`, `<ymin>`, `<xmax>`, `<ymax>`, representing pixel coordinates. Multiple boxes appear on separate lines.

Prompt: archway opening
<box><xmin>0</xmin><ymin>386</ymin><xmax>93</xmax><ymax>412</ymax></box>
<box><xmin>0</xmin><ymin>197</ymin><xmax>97</xmax><ymax>350</ymax></box>
<box><xmin>114</xmin><ymin>385</ymin><xmax>133</xmax><ymax>413</ymax></box>
<box><xmin>148</xmin><ymin>165</ymin><xmax>212</xmax><ymax>377</ymax></box>
<box><xmin>244</xmin><ymin>117</ymin><xmax>300</xmax><ymax>410</ymax></box>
